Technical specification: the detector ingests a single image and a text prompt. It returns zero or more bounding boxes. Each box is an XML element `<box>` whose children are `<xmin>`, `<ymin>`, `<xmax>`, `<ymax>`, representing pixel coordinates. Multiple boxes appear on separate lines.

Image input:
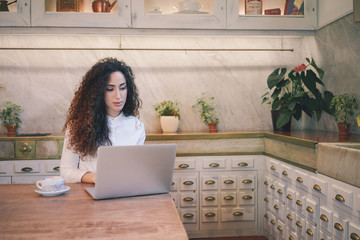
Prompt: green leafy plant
<box><xmin>154</xmin><ymin>100</ymin><xmax>180</xmax><ymax>118</ymax></box>
<box><xmin>261</xmin><ymin>58</ymin><xmax>334</xmax><ymax>129</ymax></box>
<box><xmin>192</xmin><ymin>92</ymin><xmax>220</xmax><ymax>125</ymax></box>
<box><xmin>330</xmin><ymin>93</ymin><xmax>359</xmax><ymax>128</ymax></box>
<box><xmin>0</xmin><ymin>101</ymin><xmax>23</xmax><ymax>128</ymax></box>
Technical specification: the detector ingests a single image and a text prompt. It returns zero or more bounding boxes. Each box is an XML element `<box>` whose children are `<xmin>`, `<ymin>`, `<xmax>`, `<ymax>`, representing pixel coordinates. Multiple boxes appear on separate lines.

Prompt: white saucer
<box><xmin>35</xmin><ymin>185</ymin><xmax>70</xmax><ymax>197</ymax></box>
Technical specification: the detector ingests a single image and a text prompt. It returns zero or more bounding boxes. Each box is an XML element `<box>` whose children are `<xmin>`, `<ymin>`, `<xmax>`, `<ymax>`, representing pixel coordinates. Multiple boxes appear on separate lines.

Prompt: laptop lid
<box><xmin>86</xmin><ymin>144</ymin><xmax>177</xmax><ymax>200</ymax></box>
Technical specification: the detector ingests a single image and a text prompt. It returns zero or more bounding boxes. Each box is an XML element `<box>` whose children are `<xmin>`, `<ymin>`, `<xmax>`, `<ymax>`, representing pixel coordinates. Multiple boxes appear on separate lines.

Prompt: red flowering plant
<box><xmin>262</xmin><ymin>58</ymin><xmax>334</xmax><ymax>129</ymax></box>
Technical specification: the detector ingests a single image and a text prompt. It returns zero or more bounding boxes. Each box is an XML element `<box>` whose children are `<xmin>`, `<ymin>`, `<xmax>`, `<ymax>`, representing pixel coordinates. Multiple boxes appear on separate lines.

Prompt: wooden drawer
<box><xmin>0</xmin><ymin>176</ymin><xmax>11</xmax><ymax>184</ymax></box>
<box><xmin>220</xmin><ymin>191</ymin><xmax>237</xmax><ymax>206</ymax></box>
<box><xmin>237</xmin><ymin>174</ymin><xmax>256</xmax><ymax>189</ymax></box>
<box><xmin>332</xmin><ymin>184</ymin><xmax>354</xmax><ymax>209</ymax></box>
<box><xmin>221</xmin><ymin>206</ymin><xmax>255</xmax><ymax>222</ymax></box>
<box><xmin>201</xmin><ymin>208</ymin><xmax>219</xmax><ymax>223</ymax></box>
<box><xmin>14</xmin><ymin>162</ymin><xmax>40</xmax><ymax>173</ymax></box>
<box><xmin>179</xmin><ymin>175</ymin><xmax>197</xmax><ymax>191</ymax></box>
<box><xmin>174</xmin><ymin>158</ymin><xmax>196</xmax><ymax>170</ymax></box>
<box><xmin>180</xmin><ymin>192</ymin><xmax>197</xmax><ymax>207</ymax></box>
<box><xmin>0</xmin><ymin>162</ymin><xmax>8</xmax><ymax>174</ymax></box>
<box><xmin>45</xmin><ymin>161</ymin><xmax>60</xmax><ymax>173</ymax></box>
<box><xmin>220</xmin><ymin>175</ymin><xmax>237</xmax><ymax>190</ymax></box>
<box><xmin>311</xmin><ymin>175</ymin><xmax>328</xmax><ymax>196</ymax></box>
<box><xmin>238</xmin><ymin>189</ymin><xmax>255</xmax><ymax>205</ymax></box>
<box><xmin>231</xmin><ymin>156</ymin><xmax>254</xmax><ymax>169</ymax></box>
<box><xmin>201</xmin><ymin>192</ymin><xmax>218</xmax><ymax>207</ymax></box>
<box><xmin>333</xmin><ymin>214</ymin><xmax>348</xmax><ymax>240</ymax></box>
<box><xmin>349</xmin><ymin>223</ymin><xmax>360</xmax><ymax>240</ymax></box>
<box><xmin>202</xmin><ymin>158</ymin><xmax>226</xmax><ymax>169</ymax></box>
<box><xmin>319</xmin><ymin>205</ymin><xmax>333</xmax><ymax>234</ymax></box>
<box><xmin>15</xmin><ymin>141</ymin><xmax>35</xmax><ymax>158</ymax></box>
<box><xmin>201</xmin><ymin>175</ymin><xmax>219</xmax><ymax>190</ymax></box>
<box><xmin>180</xmin><ymin>208</ymin><xmax>197</xmax><ymax>224</ymax></box>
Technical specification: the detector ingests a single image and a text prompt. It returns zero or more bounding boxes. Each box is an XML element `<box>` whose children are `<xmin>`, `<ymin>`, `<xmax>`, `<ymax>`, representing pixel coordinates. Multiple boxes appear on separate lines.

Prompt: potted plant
<box><xmin>154</xmin><ymin>100</ymin><xmax>180</xmax><ymax>133</ymax></box>
<box><xmin>261</xmin><ymin>58</ymin><xmax>334</xmax><ymax>131</ymax></box>
<box><xmin>0</xmin><ymin>101</ymin><xmax>22</xmax><ymax>137</ymax></box>
<box><xmin>329</xmin><ymin>93</ymin><xmax>359</xmax><ymax>136</ymax></box>
<box><xmin>192</xmin><ymin>92</ymin><xmax>220</xmax><ymax>133</ymax></box>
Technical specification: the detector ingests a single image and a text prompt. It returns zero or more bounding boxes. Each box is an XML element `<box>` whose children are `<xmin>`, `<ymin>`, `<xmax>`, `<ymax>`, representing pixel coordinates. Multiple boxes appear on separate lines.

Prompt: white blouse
<box><xmin>60</xmin><ymin>113</ymin><xmax>146</xmax><ymax>183</ymax></box>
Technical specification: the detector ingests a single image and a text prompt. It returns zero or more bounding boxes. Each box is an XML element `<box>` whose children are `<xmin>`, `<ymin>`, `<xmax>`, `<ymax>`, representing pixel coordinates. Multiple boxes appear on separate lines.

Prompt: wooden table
<box><xmin>0</xmin><ymin>183</ymin><xmax>188</xmax><ymax>240</ymax></box>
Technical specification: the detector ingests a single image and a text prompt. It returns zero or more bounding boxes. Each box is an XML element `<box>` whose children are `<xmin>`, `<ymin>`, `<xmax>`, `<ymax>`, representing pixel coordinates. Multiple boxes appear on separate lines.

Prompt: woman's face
<box><xmin>104</xmin><ymin>71</ymin><xmax>127</xmax><ymax>118</ymax></box>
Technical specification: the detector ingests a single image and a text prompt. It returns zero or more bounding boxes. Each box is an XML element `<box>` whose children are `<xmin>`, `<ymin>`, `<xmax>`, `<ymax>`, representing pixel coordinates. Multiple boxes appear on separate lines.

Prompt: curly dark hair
<box><xmin>63</xmin><ymin>57</ymin><xmax>142</xmax><ymax>157</ymax></box>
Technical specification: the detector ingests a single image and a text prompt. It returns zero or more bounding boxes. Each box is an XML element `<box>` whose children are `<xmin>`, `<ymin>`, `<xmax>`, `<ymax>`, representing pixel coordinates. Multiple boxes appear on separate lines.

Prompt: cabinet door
<box><xmin>31</xmin><ymin>0</ymin><xmax>131</xmax><ymax>27</ymax></box>
<box><xmin>131</xmin><ymin>0</ymin><xmax>226</xmax><ymax>29</ymax></box>
<box><xmin>227</xmin><ymin>0</ymin><xmax>316</xmax><ymax>30</ymax></box>
<box><xmin>0</xmin><ymin>0</ymin><xmax>30</xmax><ymax>26</ymax></box>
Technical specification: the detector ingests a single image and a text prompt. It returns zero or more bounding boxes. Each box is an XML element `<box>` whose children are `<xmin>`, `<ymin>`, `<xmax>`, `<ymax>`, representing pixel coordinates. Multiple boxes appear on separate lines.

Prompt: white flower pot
<box><xmin>160</xmin><ymin>116</ymin><xmax>179</xmax><ymax>133</ymax></box>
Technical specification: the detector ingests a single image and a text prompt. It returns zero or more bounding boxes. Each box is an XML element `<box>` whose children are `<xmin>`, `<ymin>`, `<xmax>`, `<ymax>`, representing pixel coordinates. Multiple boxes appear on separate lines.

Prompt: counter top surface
<box><xmin>1</xmin><ymin>130</ymin><xmax>360</xmax><ymax>143</ymax></box>
<box><xmin>0</xmin><ymin>183</ymin><xmax>188</xmax><ymax>240</ymax></box>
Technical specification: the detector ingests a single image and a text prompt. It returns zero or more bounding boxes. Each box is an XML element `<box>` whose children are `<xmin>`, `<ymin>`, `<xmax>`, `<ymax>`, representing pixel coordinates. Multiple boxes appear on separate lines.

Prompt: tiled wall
<box><xmin>0</xmin><ymin>13</ymin><xmax>359</xmax><ymax>135</ymax></box>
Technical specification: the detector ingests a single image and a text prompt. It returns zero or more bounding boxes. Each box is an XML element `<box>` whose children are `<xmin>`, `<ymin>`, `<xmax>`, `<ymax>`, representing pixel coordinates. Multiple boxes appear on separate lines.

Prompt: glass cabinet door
<box><xmin>31</xmin><ymin>0</ymin><xmax>131</xmax><ymax>27</ymax></box>
<box><xmin>0</xmin><ymin>0</ymin><xmax>30</xmax><ymax>26</ymax></box>
<box><xmin>227</xmin><ymin>0</ymin><xmax>316</xmax><ymax>30</ymax></box>
<box><xmin>132</xmin><ymin>0</ymin><xmax>226</xmax><ymax>29</ymax></box>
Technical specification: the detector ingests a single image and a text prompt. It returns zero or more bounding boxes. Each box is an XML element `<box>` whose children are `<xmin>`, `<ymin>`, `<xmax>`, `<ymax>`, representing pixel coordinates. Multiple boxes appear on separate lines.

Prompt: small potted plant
<box><xmin>154</xmin><ymin>100</ymin><xmax>180</xmax><ymax>133</ymax></box>
<box><xmin>330</xmin><ymin>93</ymin><xmax>359</xmax><ymax>136</ymax></box>
<box><xmin>261</xmin><ymin>57</ymin><xmax>333</xmax><ymax>131</ymax></box>
<box><xmin>0</xmin><ymin>101</ymin><xmax>23</xmax><ymax>137</ymax></box>
<box><xmin>192</xmin><ymin>92</ymin><xmax>220</xmax><ymax>133</ymax></box>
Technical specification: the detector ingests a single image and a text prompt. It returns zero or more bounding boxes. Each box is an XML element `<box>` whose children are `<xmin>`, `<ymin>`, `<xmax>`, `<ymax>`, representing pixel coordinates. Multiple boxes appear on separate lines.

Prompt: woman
<box><xmin>60</xmin><ymin>58</ymin><xmax>145</xmax><ymax>183</ymax></box>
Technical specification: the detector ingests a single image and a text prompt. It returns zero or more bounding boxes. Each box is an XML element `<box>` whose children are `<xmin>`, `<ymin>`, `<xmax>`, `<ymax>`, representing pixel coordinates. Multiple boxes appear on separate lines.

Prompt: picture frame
<box><xmin>284</xmin><ymin>0</ymin><xmax>304</xmax><ymax>15</ymax></box>
<box><xmin>56</xmin><ymin>0</ymin><xmax>81</xmax><ymax>12</ymax></box>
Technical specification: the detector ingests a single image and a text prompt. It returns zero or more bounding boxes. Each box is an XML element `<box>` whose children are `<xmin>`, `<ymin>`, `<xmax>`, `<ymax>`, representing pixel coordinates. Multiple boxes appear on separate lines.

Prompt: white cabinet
<box><xmin>264</xmin><ymin>156</ymin><xmax>360</xmax><ymax>240</ymax></box>
<box><xmin>0</xmin><ymin>0</ymin><xmax>30</xmax><ymax>27</ymax></box>
<box><xmin>0</xmin><ymin>159</ymin><xmax>61</xmax><ymax>184</ymax></box>
<box><xmin>31</xmin><ymin>0</ymin><xmax>131</xmax><ymax>27</ymax></box>
<box><xmin>131</xmin><ymin>0</ymin><xmax>226</xmax><ymax>29</ymax></box>
<box><xmin>171</xmin><ymin>155</ymin><xmax>263</xmax><ymax>238</ymax></box>
<box><xmin>227</xmin><ymin>0</ymin><xmax>317</xmax><ymax>30</ymax></box>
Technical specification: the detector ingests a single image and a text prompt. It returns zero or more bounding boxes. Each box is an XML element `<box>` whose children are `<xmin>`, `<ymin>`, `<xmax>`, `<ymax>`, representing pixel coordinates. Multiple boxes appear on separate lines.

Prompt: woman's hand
<box><xmin>81</xmin><ymin>172</ymin><xmax>96</xmax><ymax>183</ymax></box>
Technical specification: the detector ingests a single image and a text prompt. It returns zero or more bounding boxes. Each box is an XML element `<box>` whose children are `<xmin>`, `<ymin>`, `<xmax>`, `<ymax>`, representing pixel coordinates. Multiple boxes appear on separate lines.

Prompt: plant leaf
<box><xmin>267</xmin><ymin>68</ymin><xmax>287</xmax><ymax>89</ymax></box>
<box><xmin>276</xmin><ymin>110</ymin><xmax>292</xmax><ymax>128</ymax></box>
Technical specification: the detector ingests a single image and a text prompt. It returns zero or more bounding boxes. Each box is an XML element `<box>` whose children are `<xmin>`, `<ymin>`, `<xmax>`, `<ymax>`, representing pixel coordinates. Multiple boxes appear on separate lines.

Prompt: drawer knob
<box><xmin>350</xmin><ymin>233</ymin><xmax>360</xmax><ymax>240</ymax></box>
<box><xmin>183</xmin><ymin>213</ymin><xmax>193</xmax><ymax>219</ymax></box>
<box><xmin>53</xmin><ymin>166</ymin><xmax>60</xmax><ymax>171</ymax></box>
<box><xmin>224</xmin><ymin>180</ymin><xmax>234</xmax><ymax>184</ymax></box>
<box><xmin>233</xmin><ymin>211</ymin><xmax>243</xmax><ymax>216</ymax></box>
<box><xmin>335</xmin><ymin>194</ymin><xmax>345</xmax><ymax>202</ymax></box>
<box><xmin>296</xmin><ymin>177</ymin><xmax>303</xmax><ymax>183</ymax></box>
<box><xmin>238</xmin><ymin>162</ymin><xmax>248</xmax><ymax>167</ymax></box>
<box><xmin>264</xmin><ymin>213</ymin><xmax>269</xmax><ymax>219</ymax></box>
<box><xmin>270</xmin><ymin>219</ymin><xmax>275</xmax><ymax>225</ymax></box>
<box><xmin>224</xmin><ymin>196</ymin><xmax>234</xmax><ymax>200</ymax></box>
<box><xmin>320</xmin><ymin>214</ymin><xmax>329</xmax><ymax>222</ymax></box>
<box><xmin>264</xmin><ymin>197</ymin><xmax>269</xmax><ymax>202</ymax></box>
<box><xmin>334</xmin><ymin>223</ymin><xmax>344</xmax><ymax>231</ymax></box>
<box><xmin>21</xmin><ymin>167</ymin><xmax>33</xmax><ymax>172</ymax></box>
<box><xmin>209</xmin><ymin>163</ymin><xmax>219</xmax><ymax>167</ymax></box>
<box><xmin>205</xmin><ymin>196</ymin><xmax>215</xmax><ymax>201</ymax></box>
<box><xmin>306</xmin><ymin>229</ymin><xmax>314</xmax><ymax>236</ymax></box>
<box><xmin>313</xmin><ymin>184</ymin><xmax>321</xmax><ymax>192</ymax></box>
<box><xmin>274</xmin><ymin>204</ymin><xmax>279</xmax><ymax>210</ymax></box>
<box><xmin>287</xmin><ymin>214</ymin><xmax>293</xmax><ymax>220</ymax></box>
<box><xmin>306</xmin><ymin>206</ymin><xmax>314</xmax><ymax>213</ymax></box>
<box><xmin>270</xmin><ymin>165</ymin><xmax>276</xmax><ymax>170</ymax></box>
<box><xmin>205</xmin><ymin>180</ymin><xmax>215</xmax><ymax>185</ymax></box>
<box><xmin>20</xmin><ymin>143</ymin><xmax>32</xmax><ymax>155</ymax></box>
<box><xmin>296</xmin><ymin>200</ymin><xmax>303</xmax><ymax>206</ymax></box>
<box><xmin>242</xmin><ymin>195</ymin><xmax>252</xmax><ymax>200</ymax></box>
<box><xmin>270</xmin><ymin>184</ymin><xmax>275</xmax><ymax>189</ymax></box>
<box><xmin>242</xmin><ymin>179</ymin><xmax>253</xmax><ymax>184</ymax></box>
<box><xmin>287</xmin><ymin>194</ymin><xmax>293</xmax><ymax>200</ymax></box>
<box><xmin>296</xmin><ymin>221</ymin><xmax>303</xmax><ymax>228</ymax></box>
<box><xmin>178</xmin><ymin>164</ymin><xmax>189</xmax><ymax>169</ymax></box>
<box><xmin>289</xmin><ymin>235</ymin><xmax>295</xmax><ymax>240</ymax></box>
<box><xmin>282</xmin><ymin>170</ymin><xmax>288</xmax><ymax>176</ymax></box>
<box><xmin>183</xmin><ymin>181</ymin><xmax>193</xmax><ymax>185</ymax></box>
<box><xmin>205</xmin><ymin>212</ymin><xmax>216</xmax><ymax>218</ymax></box>
<box><xmin>277</xmin><ymin>189</ymin><xmax>283</xmax><ymax>194</ymax></box>
<box><xmin>264</xmin><ymin>180</ymin><xmax>269</xmax><ymax>185</ymax></box>
<box><xmin>183</xmin><ymin>197</ymin><xmax>194</xmax><ymax>202</ymax></box>
<box><xmin>277</xmin><ymin>225</ymin><xmax>283</xmax><ymax>232</ymax></box>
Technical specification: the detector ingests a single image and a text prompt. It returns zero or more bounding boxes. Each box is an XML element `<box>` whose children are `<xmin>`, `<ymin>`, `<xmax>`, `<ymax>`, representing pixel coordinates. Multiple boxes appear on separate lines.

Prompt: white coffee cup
<box><xmin>36</xmin><ymin>176</ymin><xmax>65</xmax><ymax>192</ymax></box>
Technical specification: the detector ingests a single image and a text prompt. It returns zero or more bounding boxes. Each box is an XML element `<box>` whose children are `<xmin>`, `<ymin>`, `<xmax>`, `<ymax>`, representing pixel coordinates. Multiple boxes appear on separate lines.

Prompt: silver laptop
<box><xmin>85</xmin><ymin>144</ymin><xmax>177</xmax><ymax>200</ymax></box>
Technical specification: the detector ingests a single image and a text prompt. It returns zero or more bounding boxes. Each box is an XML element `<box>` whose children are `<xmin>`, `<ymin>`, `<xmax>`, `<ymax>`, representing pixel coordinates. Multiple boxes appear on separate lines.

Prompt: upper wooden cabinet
<box><xmin>0</xmin><ymin>0</ymin><xmax>30</xmax><ymax>27</ymax></box>
<box><xmin>31</xmin><ymin>0</ymin><xmax>131</xmax><ymax>27</ymax></box>
<box><xmin>131</xmin><ymin>0</ymin><xmax>227</xmax><ymax>29</ymax></box>
<box><xmin>0</xmin><ymin>0</ymin><xmax>354</xmax><ymax>30</ymax></box>
<box><xmin>227</xmin><ymin>0</ymin><xmax>317</xmax><ymax>30</ymax></box>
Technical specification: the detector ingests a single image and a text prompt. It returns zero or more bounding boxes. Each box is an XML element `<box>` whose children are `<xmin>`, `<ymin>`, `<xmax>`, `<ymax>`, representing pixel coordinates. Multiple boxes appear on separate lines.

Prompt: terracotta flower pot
<box><xmin>6</xmin><ymin>124</ymin><xmax>17</xmax><ymax>137</ymax></box>
<box><xmin>337</xmin><ymin>123</ymin><xmax>350</xmax><ymax>136</ymax></box>
<box><xmin>208</xmin><ymin>123</ymin><xmax>218</xmax><ymax>133</ymax></box>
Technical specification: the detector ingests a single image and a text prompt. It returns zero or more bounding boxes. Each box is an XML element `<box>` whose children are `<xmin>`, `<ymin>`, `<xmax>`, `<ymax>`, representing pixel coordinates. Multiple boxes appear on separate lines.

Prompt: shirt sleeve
<box><xmin>136</xmin><ymin>120</ymin><xmax>146</xmax><ymax>145</ymax></box>
<box><xmin>60</xmin><ymin>133</ymin><xmax>88</xmax><ymax>183</ymax></box>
